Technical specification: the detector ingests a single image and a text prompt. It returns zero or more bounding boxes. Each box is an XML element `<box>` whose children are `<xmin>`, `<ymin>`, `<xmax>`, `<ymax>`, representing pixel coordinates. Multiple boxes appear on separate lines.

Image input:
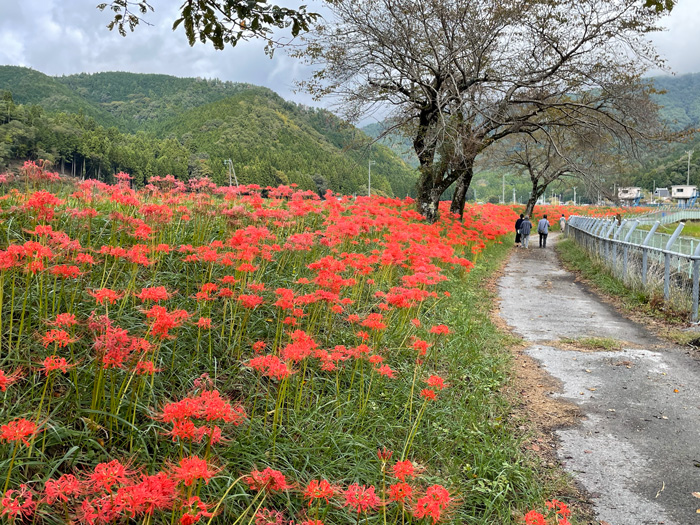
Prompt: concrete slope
<box><xmin>499</xmin><ymin>234</ymin><xmax>700</xmax><ymax>525</ymax></box>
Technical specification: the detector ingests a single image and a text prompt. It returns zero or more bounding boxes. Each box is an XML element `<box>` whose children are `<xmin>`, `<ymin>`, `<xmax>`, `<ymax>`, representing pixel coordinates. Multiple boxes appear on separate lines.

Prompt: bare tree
<box><xmin>300</xmin><ymin>0</ymin><xmax>669</xmax><ymax>221</ymax></box>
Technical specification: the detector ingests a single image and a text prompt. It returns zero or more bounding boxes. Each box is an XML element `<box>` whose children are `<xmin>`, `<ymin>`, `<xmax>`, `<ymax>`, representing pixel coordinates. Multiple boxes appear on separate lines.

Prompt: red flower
<box><xmin>343</xmin><ymin>484</ymin><xmax>380</xmax><ymax>514</ymax></box>
<box><xmin>524</xmin><ymin>510</ymin><xmax>546</xmax><ymax>525</ymax></box>
<box><xmin>388</xmin><ymin>482</ymin><xmax>413</xmax><ymax>503</ymax></box>
<box><xmin>44</xmin><ymin>474</ymin><xmax>82</xmax><ymax>504</ymax></box>
<box><xmin>303</xmin><ymin>479</ymin><xmax>335</xmax><ymax>506</ymax></box>
<box><xmin>88</xmin><ymin>288</ymin><xmax>124</xmax><ymax>305</ymax></box>
<box><xmin>0</xmin><ymin>369</ymin><xmax>22</xmax><ymax>392</ymax></box>
<box><xmin>413</xmin><ymin>484</ymin><xmax>451</xmax><ymax>523</ymax></box>
<box><xmin>89</xmin><ymin>459</ymin><xmax>132</xmax><ymax>493</ymax></box>
<box><xmin>49</xmin><ymin>313</ymin><xmax>77</xmax><ymax>327</ymax></box>
<box><xmin>245</xmin><ymin>468</ymin><xmax>289</xmax><ymax>492</ymax></box>
<box><xmin>179</xmin><ymin>496</ymin><xmax>214</xmax><ymax>525</ymax></box>
<box><xmin>420</xmin><ymin>388</ymin><xmax>437</xmax><ymax>401</ymax></box>
<box><xmin>0</xmin><ymin>418</ymin><xmax>38</xmax><ymax>446</ymax></box>
<box><xmin>137</xmin><ymin>286</ymin><xmax>171</xmax><ymax>302</ymax></box>
<box><xmin>392</xmin><ymin>460</ymin><xmax>415</xmax><ymax>482</ymax></box>
<box><xmin>41</xmin><ymin>329</ymin><xmax>75</xmax><ymax>348</ymax></box>
<box><xmin>0</xmin><ymin>484</ymin><xmax>36</xmax><ymax>520</ymax></box>
<box><xmin>425</xmin><ymin>375</ymin><xmax>446</xmax><ymax>390</ymax></box>
<box><xmin>196</xmin><ymin>317</ymin><xmax>212</xmax><ymax>329</ymax></box>
<box><xmin>172</xmin><ymin>456</ymin><xmax>217</xmax><ymax>487</ymax></box>
<box><xmin>41</xmin><ymin>355</ymin><xmax>74</xmax><ymax>376</ymax></box>
<box><xmin>429</xmin><ymin>324</ymin><xmax>450</xmax><ymax>335</ymax></box>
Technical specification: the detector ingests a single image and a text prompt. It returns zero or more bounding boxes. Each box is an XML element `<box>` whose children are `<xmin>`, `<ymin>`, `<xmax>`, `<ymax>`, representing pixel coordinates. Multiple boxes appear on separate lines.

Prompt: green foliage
<box><xmin>0</xmin><ymin>67</ymin><xmax>418</xmax><ymax>196</ymax></box>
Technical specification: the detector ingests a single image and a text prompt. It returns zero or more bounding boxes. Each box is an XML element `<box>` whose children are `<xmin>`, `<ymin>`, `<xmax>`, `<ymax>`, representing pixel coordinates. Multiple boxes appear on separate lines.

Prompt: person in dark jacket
<box><xmin>515</xmin><ymin>214</ymin><xmax>524</xmax><ymax>247</ymax></box>
<box><xmin>519</xmin><ymin>215</ymin><xmax>533</xmax><ymax>248</ymax></box>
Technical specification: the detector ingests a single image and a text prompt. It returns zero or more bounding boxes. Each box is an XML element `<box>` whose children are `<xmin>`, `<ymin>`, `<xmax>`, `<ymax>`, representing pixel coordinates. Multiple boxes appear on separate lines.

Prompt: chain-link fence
<box><xmin>566</xmin><ymin>216</ymin><xmax>700</xmax><ymax>321</ymax></box>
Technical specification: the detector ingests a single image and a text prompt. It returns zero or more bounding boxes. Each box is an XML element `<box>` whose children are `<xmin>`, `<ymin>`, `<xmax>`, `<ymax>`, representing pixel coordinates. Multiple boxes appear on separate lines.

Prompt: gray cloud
<box><xmin>1</xmin><ymin>0</ymin><xmax>698</xmax><ymax>112</ymax></box>
<box><xmin>0</xmin><ymin>0</ymin><xmax>322</xmax><ymax>105</ymax></box>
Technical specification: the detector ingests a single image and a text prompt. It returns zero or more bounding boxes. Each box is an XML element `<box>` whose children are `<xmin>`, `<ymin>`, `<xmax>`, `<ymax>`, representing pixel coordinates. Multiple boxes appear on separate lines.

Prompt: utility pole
<box><xmin>368</xmin><ymin>159</ymin><xmax>376</xmax><ymax>197</ymax></box>
<box><xmin>223</xmin><ymin>159</ymin><xmax>239</xmax><ymax>187</ymax></box>
<box><xmin>502</xmin><ymin>173</ymin><xmax>505</xmax><ymax>204</ymax></box>
<box><xmin>512</xmin><ymin>187</ymin><xmax>516</xmax><ymax>204</ymax></box>
<box><xmin>687</xmin><ymin>150</ymin><xmax>694</xmax><ymax>185</ymax></box>
<box><xmin>573</xmin><ymin>187</ymin><xmax>576</xmax><ymax>206</ymax></box>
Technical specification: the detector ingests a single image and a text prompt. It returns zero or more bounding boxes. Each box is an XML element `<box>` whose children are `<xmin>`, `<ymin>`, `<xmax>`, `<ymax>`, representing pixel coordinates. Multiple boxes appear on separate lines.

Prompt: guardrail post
<box><xmin>611</xmin><ymin>220</ymin><xmax>627</xmax><ymax>275</ymax></box>
<box><xmin>664</xmin><ymin>222</ymin><xmax>685</xmax><ymax>301</ymax></box>
<box><xmin>605</xmin><ymin>221</ymin><xmax>616</xmax><ymax>262</ymax></box>
<box><xmin>622</xmin><ymin>221</ymin><xmax>639</xmax><ymax>282</ymax></box>
<box><xmin>641</xmin><ymin>221</ymin><xmax>660</xmax><ymax>287</ymax></box>
<box><xmin>692</xmin><ymin>241</ymin><xmax>700</xmax><ymax>322</ymax></box>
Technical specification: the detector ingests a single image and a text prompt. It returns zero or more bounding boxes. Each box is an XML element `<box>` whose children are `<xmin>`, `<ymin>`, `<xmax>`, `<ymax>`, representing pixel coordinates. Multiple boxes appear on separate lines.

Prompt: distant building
<box><xmin>671</xmin><ymin>185</ymin><xmax>698</xmax><ymax>207</ymax></box>
<box><xmin>618</xmin><ymin>187</ymin><xmax>642</xmax><ymax>206</ymax></box>
<box><xmin>654</xmin><ymin>187</ymin><xmax>669</xmax><ymax>198</ymax></box>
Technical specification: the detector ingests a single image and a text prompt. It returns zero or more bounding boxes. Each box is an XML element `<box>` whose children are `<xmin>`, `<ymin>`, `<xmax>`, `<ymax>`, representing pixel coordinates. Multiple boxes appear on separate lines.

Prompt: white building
<box><xmin>618</xmin><ymin>187</ymin><xmax>642</xmax><ymax>205</ymax></box>
<box><xmin>671</xmin><ymin>185</ymin><xmax>698</xmax><ymax>207</ymax></box>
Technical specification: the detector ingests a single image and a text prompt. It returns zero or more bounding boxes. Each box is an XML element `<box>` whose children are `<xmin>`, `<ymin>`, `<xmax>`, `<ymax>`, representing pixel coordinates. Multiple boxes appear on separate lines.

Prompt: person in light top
<box><xmin>537</xmin><ymin>215</ymin><xmax>550</xmax><ymax>248</ymax></box>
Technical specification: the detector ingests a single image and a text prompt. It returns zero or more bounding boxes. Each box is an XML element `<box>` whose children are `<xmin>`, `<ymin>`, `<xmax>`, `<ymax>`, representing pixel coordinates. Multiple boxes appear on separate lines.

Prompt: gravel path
<box><xmin>498</xmin><ymin>233</ymin><xmax>700</xmax><ymax>525</ymax></box>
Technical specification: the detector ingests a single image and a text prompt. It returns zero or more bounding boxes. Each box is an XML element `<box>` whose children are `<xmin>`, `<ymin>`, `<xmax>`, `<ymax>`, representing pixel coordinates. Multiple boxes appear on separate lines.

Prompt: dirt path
<box><xmin>498</xmin><ymin>233</ymin><xmax>700</xmax><ymax>525</ymax></box>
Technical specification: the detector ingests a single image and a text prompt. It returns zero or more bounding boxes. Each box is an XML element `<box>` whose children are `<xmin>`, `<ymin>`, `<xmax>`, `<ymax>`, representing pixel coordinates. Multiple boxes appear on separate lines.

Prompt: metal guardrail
<box><xmin>633</xmin><ymin>209</ymin><xmax>700</xmax><ymax>225</ymax></box>
<box><xmin>566</xmin><ymin>215</ymin><xmax>700</xmax><ymax>321</ymax></box>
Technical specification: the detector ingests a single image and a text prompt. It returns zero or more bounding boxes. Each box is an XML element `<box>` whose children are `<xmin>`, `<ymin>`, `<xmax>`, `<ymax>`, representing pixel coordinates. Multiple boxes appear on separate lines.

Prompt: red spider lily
<box><xmin>0</xmin><ymin>484</ymin><xmax>36</xmax><ymax>520</ymax></box>
<box><xmin>158</xmin><ymin>390</ymin><xmax>245</xmax><ymax>443</ymax></box>
<box><xmin>377</xmin><ymin>447</ymin><xmax>393</xmax><ymax>461</ymax></box>
<box><xmin>49</xmin><ymin>313</ymin><xmax>78</xmax><ymax>327</ymax></box>
<box><xmin>196</xmin><ymin>317</ymin><xmax>212</xmax><ymax>329</ymax></box>
<box><xmin>342</xmin><ymin>483</ymin><xmax>380</xmax><ymax>515</ymax></box>
<box><xmin>413</xmin><ymin>484</ymin><xmax>451</xmax><ymax>524</ymax></box>
<box><xmin>392</xmin><ymin>460</ymin><xmax>415</xmax><ymax>482</ymax></box>
<box><xmin>88</xmin><ymin>288</ymin><xmax>124</xmax><ymax>305</ymax></box>
<box><xmin>179</xmin><ymin>496</ymin><xmax>214</xmax><ymax>525</ymax></box>
<box><xmin>49</xmin><ymin>264</ymin><xmax>83</xmax><ymax>279</ymax></box>
<box><xmin>254</xmin><ymin>507</ymin><xmax>287</xmax><ymax>525</ymax></box>
<box><xmin>41</xmin><ymin>329</ymin><xmax>75</xmax><ymax>348</ymax></box>
<box><xmin>137</xmin><ymin>286</ymin><xmax>171</xmax><ymax>303</ymax></box>
<box><xmin>237</xmin><ymin>294</ymin><xmax>264</xmax><ymax>309</ymax></box>
<box><xmin>545</xmin><ymin>499</ymin><xmax>571</xmax><ymax>518</ymax></box>
<box><xmin>0</xmin><ymin>369</ymin><xmax>22</xmax><ymax>392</ymax></box>
<box><xmin>0</xmin><ymin>419</ymin><xmax>39</xmax><ymax>446</ymax></box>
<box><xmin>388</xmin><ymin>482</ymin><xmax>413</xmax><ymax>504</ymax></box>
<box><xmin>245</xmin><ymin>468</ymin><xmax>289</xmax><ymax>492</ymax></box>
<box><xmin>376</xmin><ymin>364</ymin><xmax>397</xmax><ymax>378</ymax></box>
<box><xmin>252</xmin><ymin>341</ymin><xmax>266</xmax><ymax>353</ymax></box>
<box><xmin>246</xmin><ymin>355</ymin><xmax>294</xmax><ymax>381</ymax></box>
<box><xmin>144</xmin><ymin>305</ymin><xmax>190</xmax><ymax>339</ymax></box>
<box><xmin>135</xmin><ymin>361</ymin><xmax>160</xmax><ymax>375</ymax></box>
<box><xmin>425</xmin><ymin>375</ymin><xmax>447</xmax><ymax>390</ymax></box>
<box><xmin>524</xmin><ymin>510</ymin><xmax>547</xmax><ymax>525</ymax></box>
<box><xmin>298</xmin><ymin>521</ymin><xmax>325</xmax><ymax>525</ymax></box>
<box><xmin>171</xmin><ymin>456</ymin><xmax>217</xmax><ymax>487</ymax></box>
<box><xmin>303</xmin><ymin>479</ymin><xmax>335</xmax><ymax>506</ymax></box>
<box><xmin>420</xmin><ymin>389</ymin><xmax>437</xmax><ymax>401</ymax></box>
<box><xmin>41</xmin><ymin>356</ymin><xmax>75</xmax><ymax>376</ymax></box>
<box><xmin>44</xmin><ymin>474</ymin><xmax>82</xmax><ymax>504</ymax></box>
<box><xmin>429</xmin><ymin>325</ymin><xmax>451</xmax><ymax>335</ymax></box>
<box><xmin>361</xmin><ymin>313</ymin><xmax>387</xmax><ymax>331</ymax></box>
<box><xmin>89</xmin><ymin>459</ymin><xmax>133</xmax><ymax>493</ymax></box>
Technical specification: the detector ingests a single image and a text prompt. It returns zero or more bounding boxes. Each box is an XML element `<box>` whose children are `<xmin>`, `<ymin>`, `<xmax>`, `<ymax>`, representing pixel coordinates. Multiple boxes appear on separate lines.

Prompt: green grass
<box><xmin>637</xmin><ymin>220</ymin><xmax>700</xmax><ymax>238</ymax></box>
<box><xmin>433</xmin><ymin>240</ymin><xmax>574</xmax><ymax>522</ymax></box>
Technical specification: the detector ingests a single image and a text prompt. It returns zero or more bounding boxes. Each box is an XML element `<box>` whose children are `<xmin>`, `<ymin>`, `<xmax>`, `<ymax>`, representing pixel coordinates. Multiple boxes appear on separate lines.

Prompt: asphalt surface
<box><xmin>499</xmin><ymin>233</ymin><xmax>700</xmax><ymax>525</ymax></box>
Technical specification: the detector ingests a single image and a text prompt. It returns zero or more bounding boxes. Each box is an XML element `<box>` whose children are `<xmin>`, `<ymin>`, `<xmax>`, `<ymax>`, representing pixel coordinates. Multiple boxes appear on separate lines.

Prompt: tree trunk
<box><xmin>449</xmin><ymin>159</ymin><xmax>475</xmax><ymax>219</ymax></box>
<box><xmin>417</xmin><ymin>180</ymin><xmax>444</xmax><ymax>223</ymax></box>
<box><xmin>525</xmin><ymin>181</ymin><xmax>546</xmax><ymax>217</ymax></box>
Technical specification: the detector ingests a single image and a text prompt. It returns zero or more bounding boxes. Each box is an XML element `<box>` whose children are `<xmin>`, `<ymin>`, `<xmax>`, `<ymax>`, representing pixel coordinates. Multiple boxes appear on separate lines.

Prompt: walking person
<box><xmin>537</xmin><ymin>214</ymin><xmax>550</xmax><ymax>248</ymax></box>
<box><xmin>520</xmin><ymin>215</ymin><xmax>533</xmax><ymax>249</ymax></box>
<box><xmin>559</xmin><ymin>214</ymin><xmax>566</xmax><ymax>234</ymax></box>
<box><xmin>515</xmin><ymin>214</ymin><xmax>524</xmax><ymax>247</ymax></box>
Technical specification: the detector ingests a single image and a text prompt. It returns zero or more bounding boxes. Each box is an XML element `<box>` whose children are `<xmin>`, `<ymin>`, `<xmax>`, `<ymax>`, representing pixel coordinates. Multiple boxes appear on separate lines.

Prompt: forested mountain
<box><xmin>0</xmin><ymin>66</ymin><xmax>417</xmax><ymax>196</ymax></box>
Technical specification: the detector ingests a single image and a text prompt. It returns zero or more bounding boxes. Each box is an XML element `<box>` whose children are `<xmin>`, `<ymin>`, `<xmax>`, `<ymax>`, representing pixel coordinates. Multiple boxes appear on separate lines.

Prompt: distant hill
<box><xmin>653</xmin><ymin>74</ymin><xmax>700</xmax><ymax>130</ymax></box>
<box><xmin>0</xmin><ymin>66</ymin><xmax>117</xmax><ymax>126</ymax></box>
<box><xmin>0</xmin><ymin>67</ymin><xmax>418</xmax><ymax>196</ymax></box>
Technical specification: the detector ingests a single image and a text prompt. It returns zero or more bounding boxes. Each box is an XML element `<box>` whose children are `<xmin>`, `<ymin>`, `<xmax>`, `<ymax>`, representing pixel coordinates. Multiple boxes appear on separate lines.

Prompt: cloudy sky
<box><xmin>0</xmin><ymin>0</ymin><xmax>699</xmax><ymax>118</ymax></box>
